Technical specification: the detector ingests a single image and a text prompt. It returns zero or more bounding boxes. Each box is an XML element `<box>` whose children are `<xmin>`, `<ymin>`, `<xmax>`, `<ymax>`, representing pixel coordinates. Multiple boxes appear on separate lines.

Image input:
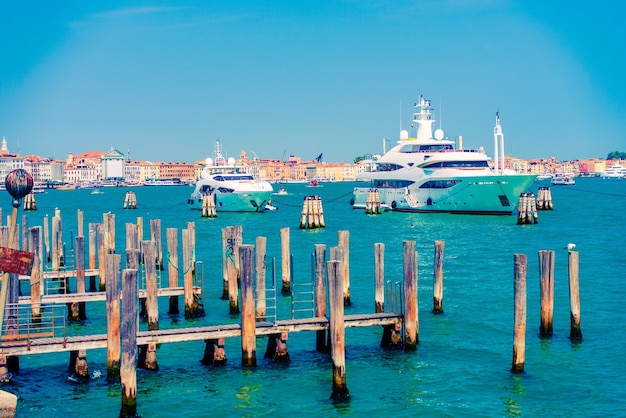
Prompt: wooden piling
<box><xmin>300</xmin><ymin>196</ymin><xmax>325</xmax><ymax>229</ymax></box>
<box><xmin>43</xmin><ymin>214</ymin><xmax>50</xmax><ymax>263</ymax></box>
<box><xmin>51</xmin><ymin>214</ymin><xmax>61</xmax><ymax>270</ymax></box>
<box><xmin>338</xmin><ymin>230</ymin><xmax>351</xmax><ymax>307</ymax></box>
<box><xmin>280</xmin><ymin>227</ymin><xmax>291</xmax><ymax>295</ymax></box>
<box><xmin>568</xmin><ymin>251</ymin><xmax>583</xmax><ymax>341</ymax></box>
<box><xmin>120</xmin><ymin>268</ymin><xmax>138</xmax><ymax>417</ymax></box>
<box><xmin>105</xmin><ymin>253</ymin><xmax>122</xmax><ymax>378</ymax></box>
<box><xmin>374</xmin><ymin>243</ymin><xmax>384</xmax><ymax>313</ymax></box>
<box><xmin>512</xmin><ymin>253</ymin><xmax>527</xmax><ymax>373</ymax></box>
<box><xmin>29</xmin><ymin>227</ymin><xmax>42</xmax><ymax>321</ymax></box>
<box><xmin>166</xmin><ymin>228</ymin><xmax>179</xmax><ymax>315</ymax></box>
<box><xmin>314</xmin><ymin>244</ymin><xmax>328</xmax><ymax>352</ymax></box>
<box><xmin>123</xmin><ymin>191</ymin><xmax>137</xmax><ymax>209</ymax></box>
<box><xmin>433</xmin><ymin>240</ymin><xmax>445</xmax><ymax>314</ymax></box>
<box><xmin>183</xmin><ymin>228</ymin><xmax>201</xmax><ymax>318</ymax></box>
<box><xmin>201</xmin><ymin>194</ymin><xmax>217</xmax><ymax>217</ymax></box>
<box><xmin>73</xmin><ymin>235</ymin><xmax>86</xmax><ymax>321</ymax></box>
<box><xmin>255</xmin><ymin>236</ymin><xmax>267</xmax><ymax>321</ymax></box>
<box><xmin>240</xmin><ymin>245</ymin><xmax>256</xmax><ymax>367</ymax></box>
<box><xmin>88</xmin><ymin>223</ymin><xmax>97</xmax><ymax>291</ymax></box>
<box><xmin>538</xmin><ymin>250</ymin><xmax>555</xmax><ymax>336</ymax></box>
<box><xmin>77</xmin><ymin>209</ymin><xmax>84</xmax><ymax>237</ymax></box>
<box><xmin>150</xmin><ymin>219</ymin><xmax>164</xmax><ymax>270</ymax></box>
<box><xmin>103</xmin><ymin>212</ymin><xmax>115</xmax><ymax>254</ymax></box>
<box><xmin>97</xmin><ymin>223</ymin><xmax>106</xmax><ymax>291</ymax></box>
<box><xmin>222</xmin><ymin>226</ymin><xmax>240</xmax><ymax>314</ymax></box>
<box><xmin>142</xmin><ymin>241</ymin><xmax>159</xmax><ymax>331</ymax></box>
<box><xmin>327</xmin><ymin>259</ymin><xmax>349</xmax><ymax>400</ymax></box>
<box><xmin>23</xmin><ymin>192</ymin><xmax>37</xmax><ymax>211</ymax></box>
<box><xmin>403</xmin><ymin>240</ymin><xmax>418</xmax><ymax>350</ymax></box>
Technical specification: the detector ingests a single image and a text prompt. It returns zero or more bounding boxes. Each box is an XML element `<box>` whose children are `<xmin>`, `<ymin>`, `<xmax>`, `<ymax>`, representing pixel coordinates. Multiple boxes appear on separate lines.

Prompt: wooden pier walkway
<box><xmin>0</xmin><ymin>312</ymin><xmax>402</xmax><ymax>356</ymax></box>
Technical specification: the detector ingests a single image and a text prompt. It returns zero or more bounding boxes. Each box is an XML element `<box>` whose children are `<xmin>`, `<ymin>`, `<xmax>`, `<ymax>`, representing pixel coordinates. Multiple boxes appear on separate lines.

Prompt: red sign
<box><xmin>0</xmin><ymin>247</ymin><xmax>35</xmax><ymax>275</ymax></box>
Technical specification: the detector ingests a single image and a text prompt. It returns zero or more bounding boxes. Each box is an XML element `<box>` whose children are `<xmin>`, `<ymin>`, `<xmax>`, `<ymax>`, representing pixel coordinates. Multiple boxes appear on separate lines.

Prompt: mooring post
<box><xmin>374</xmin><ymin>243</ymin><xmax>384</xmax><ymax>313</ymax></box>
<box><xmin>149</xmin><ymin>219</ymin><xmax>163</xmax><ymax>270</ymax></box>
<box><xmin>403</xmin><ymin>240</ymin><xmax>418</xmax><ymax>350</ymax></box>
<box><xmin>29</xmin><ymin>226</ymin><xmax>42</xmax><ymax>321</ymax></box>
<box><xmin>183</xmin><ymin>228</ymin><xmax>199</xmax><ymax>318</ymax></box>
<box><xmin>88</xmin><ymin>223</ymin><xmax>97</xmax><ymax>291</ymax></box>
<box><xmin>240</xmin><ymin>245</ymin><xmax>256</xmax><ymax>367</ymax></box>
<box><xmin>223</xmin><ymin>226</ymin><xmax>239</xmax><ymax>314</ymax></box>
<box><xmin>338</xmin><ymin>230</ymin><xmax>351</xmax><ymax>307</ymax></box>
<box><xmin>327</xmin><ymin>259</ymin><xmax>349</xmax><ymax>400</ymax></box>
<box><xmin>97</xmin><ymin>223</ymin><xmax>105</xmax><ymax>291</ymax></box>
<box><xmin>255</xmin><ymin>236</ymin><xmax>267</xmax><ymax>322</ymax></box>
<box><xmin>512</xmin><ymin>253</ymin><xmax>527</xmax><ymax>373</ymax></box>
<box><xmin>433</xmin><ymin>240</ymin><xmax>445</xmax><ymax>314</ymax></box>
<box><xmin>280</xmin><ymin>227</ymin><xmax>291</xmax><ymax>295</ymax></box>
<box><xmin>142</xmin><ymin>241</ymin><xmax>159</xmax><ymax>331</ymax></box>
<box><xmin>105</xmin><ymin>253</ymin><xmax>122</xmax><ymax>379</ymax></box>
<box><xmin>314</xmin><ymin>244</ymin><xmax>328</xmax><ymax>352</ymax></box>
<box><xmin>166</xmin><ymin>228</ymin><xmax>179</xmax><ymax>315</ymax></box>
<box><xmin>120</xmin><ymin>268</ymin><xmax>138</xmax><ymax>417</ymax></box>
<box><xmin>568</xmin><ymin>251</ymin><xmax>582</xmax><ymax>341</ymax></box>
<box><xmin>538</xmin><ymin>250</ymin><xmax>555</xmax><ymax>336</ymax></box>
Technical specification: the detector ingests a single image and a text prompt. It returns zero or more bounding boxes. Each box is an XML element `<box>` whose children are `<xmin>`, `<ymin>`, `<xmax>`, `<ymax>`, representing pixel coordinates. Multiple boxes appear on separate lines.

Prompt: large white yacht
<box><xmin>187</xmin><ymin>140</ymin><xmax>273</xmax><ymax>212</ymax></box>
<box><xmin>352</xmin><ymin>95</ymin><xmax>536</xmax><ymax>215</ymax></box>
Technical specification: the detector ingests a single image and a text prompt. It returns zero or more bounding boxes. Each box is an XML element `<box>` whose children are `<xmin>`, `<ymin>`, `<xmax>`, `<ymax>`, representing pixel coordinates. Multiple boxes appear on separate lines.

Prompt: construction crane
<box><xmin>314</xmin><ymin>153</ymin><xmax>323</xmax><ymax>162</ymax></box>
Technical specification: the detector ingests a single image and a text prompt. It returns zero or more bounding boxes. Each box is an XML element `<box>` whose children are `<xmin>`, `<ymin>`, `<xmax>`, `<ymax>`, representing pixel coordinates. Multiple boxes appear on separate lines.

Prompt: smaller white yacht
<box><xmin>551</xmin><ymin>173</ymin><xmax>575</xmax><ymax>186</ymax></box>
<box><xmin>187</xmin><ymin>140</ymin><xmax>273</xmax><ymax>212</ymax></box>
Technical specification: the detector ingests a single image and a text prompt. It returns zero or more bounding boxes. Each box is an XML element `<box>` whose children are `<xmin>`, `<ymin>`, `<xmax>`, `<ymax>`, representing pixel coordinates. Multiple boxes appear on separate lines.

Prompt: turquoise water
<box><xmin>3</xmin><ymin>179</ymin><xmax>626</xmax><ymax>417</ymax></box>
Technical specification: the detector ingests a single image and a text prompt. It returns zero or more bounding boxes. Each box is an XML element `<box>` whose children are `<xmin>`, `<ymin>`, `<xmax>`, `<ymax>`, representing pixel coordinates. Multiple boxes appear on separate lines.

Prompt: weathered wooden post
<box><xmin>538</xmin><ymin>250</ymin><xmax>555</xmax><ymax>336</ymax></box>
<box><xmin>88</xmin><ymin>222</ymin><xmax>97</xmax><ymax>291</ymax></box>
<box><xmin>280</xmin><ymin>227</ymin><xmax>291</xmax><ymax>295</ymax></box>
<box><xmin>166</xmin><ymin>228</ymin><xmax>179</xmax><ymax>315</ymax></box>
<box><xmin>433</xmin><ymin>240</ymin><xmax>445</xmax><ymax>314</ymax></box>
<box><xmin>512</xmin><ymin>253</ymin><xmax>527</xmax><ymax>373</ymax></box>
<box><xmin>255</xmin><ymin>236</ymin><xmax>267</xmax><ymax>321</ymax></box>
<box><xmin>97</xmin><ymin>223</ymin><xmax>105</xmax><ymax>291</ymax></box>
<box><xmin>222</xmin><ymin>226</ymin><xmax>240</xmax><ymax>314</ymax></box>
<box><xmin>314</xmin><ymin>244</ymin><xmax>328</xmax><ymax>352</ymax></box>
<box><xmin>568</xmin><ymin>250</ymin><xmax>582</xmax><ymax>341</ymax></box>
<box><xmin>120</xmin><ymin>268</ymin><xmax>138</xmax><ymax>417</ymax></box>
<box><xmin>43</xmin><ymin>214</ymin><xmax>50</xmax><ymax>263</ymax></box>
<box><xmin>150</xmin><ymin>219</ymin><xmax>163</xmax><ymax>270</ymax></box>
<box><xmin>404</xmin><ymin>240</ymin><xmax>418</xmax><ymax>350</ymax></box>
<box><xmin>240</xmin><ymin>245</ymin><xmax>256</xmax><ymax>367</ymax></box>
<box><xmin>105</xmin><ymin>253</ymin><xmax>122</xmax><ymax>379</ymax></box>
<box><xmin>183</xmin><ymin>228</ymin><xmax>201</xmax><ymax>318</ymax></box>
<box><xmin>142</xmin><ymin>241</ymin><xmax>159</xmax><ymax>331</ymax></box>
<box><xmin>327</xmin><ymin>258</ymin><xmax>349</xmax><ymax>400</ymax></box>
<box><xmin>338</xmin><ymin>230</ymin><xmax>351</xmax><ymax>307</ymax></box>
<box><xmin>374</xmin><ymin>243</ymin><xmax>384</xmax><ymax>313</ymax></box>
<box><xmin>29</xmin><ymin>226</ymin><xmax>42</xmax><ymax>321</ymax></box>
<box><xmin>103</xmin><ymin>212</ymin><xmax>115</xmax><ymax>254</ymax></box>
<box><xmin>77</xmin><ymin>209</ymin><xmax>84</xmax><ymax>237</ymax></box>
<box><xmin>71</xmin><ymin>235</ymin><xmax>86</xmax><ymax>321</ymax></box>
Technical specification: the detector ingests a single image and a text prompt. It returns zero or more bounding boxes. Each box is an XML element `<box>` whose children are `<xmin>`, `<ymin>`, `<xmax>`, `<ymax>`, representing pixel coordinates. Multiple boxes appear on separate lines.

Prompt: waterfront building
<box><xmin>102</xmin><ymin>147</ymin><xmax>126</xmax><ymax>181</ymax></box>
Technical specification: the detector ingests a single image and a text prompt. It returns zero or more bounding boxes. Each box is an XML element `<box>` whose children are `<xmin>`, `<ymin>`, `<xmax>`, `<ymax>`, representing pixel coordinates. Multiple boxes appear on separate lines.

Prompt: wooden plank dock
<box><xmin>0</xmin><ymin>312</ymin><xmax>402</xmax><ymax>356</ymax></box>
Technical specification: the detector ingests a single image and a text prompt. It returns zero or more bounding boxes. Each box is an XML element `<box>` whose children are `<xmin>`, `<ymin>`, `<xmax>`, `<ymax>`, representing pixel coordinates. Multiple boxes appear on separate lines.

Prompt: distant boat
<box><xmin>187</xmin><ymin>139</ymin><xmax>274</xmax><ymax>212</ymax></box>
<box><xmin>551</xmin><ymin>173</ymin><xmax>575</xmax><ymax>186</ymax></box>
<box><xmin>91</xmin><ymin>188</ymin><xmax>104</xmax><ymax>195</ymax></box>
<box><xmin>273</xmin><ymin>187</ymin><xmax>288</xmax><ymax>195</ymax></box>
<box><xmin>600</xmin><ymin>163</ymin><xmax>626</xmax><ymax>179</ymax></box>
<box><xmin>144</xmin><ymin>178</ymin><xmax>186</xmax><ymax>186</ymax></box>
<box><xmin>535</xmin><ymin>174</ymin><xmax>552</xmax><ymax>181</ymax></box>
<box><xmin>307</xmin><ymin>179</ymin><xmax>322</xmax><ymax>187</ymax></box>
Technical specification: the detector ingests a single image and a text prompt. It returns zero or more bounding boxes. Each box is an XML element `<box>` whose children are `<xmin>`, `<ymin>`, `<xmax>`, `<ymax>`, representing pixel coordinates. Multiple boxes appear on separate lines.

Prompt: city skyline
<box><xmin>1</xmin><ymin>1</ymin><xmax>625</xmax><ymax>164</ymax></box>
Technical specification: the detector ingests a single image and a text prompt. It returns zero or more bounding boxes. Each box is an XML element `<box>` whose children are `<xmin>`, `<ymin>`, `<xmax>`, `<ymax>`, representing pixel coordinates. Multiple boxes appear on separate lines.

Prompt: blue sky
<box><xmin>1</xmin><ymin>1</ymin><xmax>624</xmax><ymax>164</ymax></box>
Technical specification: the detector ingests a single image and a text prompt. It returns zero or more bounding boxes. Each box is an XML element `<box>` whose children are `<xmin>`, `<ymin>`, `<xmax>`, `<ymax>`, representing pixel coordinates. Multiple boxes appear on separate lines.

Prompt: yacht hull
<box><xmin>352</xmin><ymin>174</ymin><xmax>536</xmax><ymax>215</ymax></box>
<box><xmin>188</xmin><ymin>190</ymin><xmax>272</xmax><ymax>212</ymax></box>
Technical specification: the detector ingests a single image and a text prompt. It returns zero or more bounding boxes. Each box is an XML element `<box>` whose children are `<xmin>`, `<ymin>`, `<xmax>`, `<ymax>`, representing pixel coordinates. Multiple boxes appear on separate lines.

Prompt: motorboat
<box><xmin>187</xmin><ymin>140</ymin><xmax>273</xmax><ymax>212</ymax></box>
<box><xmin>273</xmin><ymin>187</ymin><xmax>288</xmax><ymax>195</ymax></box>
<box><xmin>351</xmin><ymin>95</ymin><xmax>536</xmax><ymax>215</ymax></box>
<box><xmin>551</xmin><ymin>173</ymin><xmax>575</xmax><ymax>185</ymax></box>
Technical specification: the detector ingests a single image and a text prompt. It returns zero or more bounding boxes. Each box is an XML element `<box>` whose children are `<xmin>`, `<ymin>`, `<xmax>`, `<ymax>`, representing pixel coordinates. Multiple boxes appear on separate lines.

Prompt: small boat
<box><xmin>273</xmin><ymin>187</ymin><xmax>288</xmax><ymax>195</ymax></box>
<box><xmin>91</xmin><ymin>188</ymin><xmax>104</xmax><ymax>195</ymax></box>
<box><xmin>535</xmin><ymin>174</ymin><xmax>552</xmax><ymax>181</ymax></box>
<box><xmin>307</xmin><ymin>179</ymin><xmax>321</xmax><ymax>187</ymax></box>
<box><xmin>551</xmin><ymin>173</ymin><xmax>575</xmax><ymax>186</ymax></box>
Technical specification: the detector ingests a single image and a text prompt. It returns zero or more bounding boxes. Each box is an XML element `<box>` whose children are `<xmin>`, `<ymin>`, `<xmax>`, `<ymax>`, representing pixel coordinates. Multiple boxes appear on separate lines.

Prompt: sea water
<box><xmin>3</xmin><ymin>178</ymin><xmax>625</xmax><ymax>417</ymax></box>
